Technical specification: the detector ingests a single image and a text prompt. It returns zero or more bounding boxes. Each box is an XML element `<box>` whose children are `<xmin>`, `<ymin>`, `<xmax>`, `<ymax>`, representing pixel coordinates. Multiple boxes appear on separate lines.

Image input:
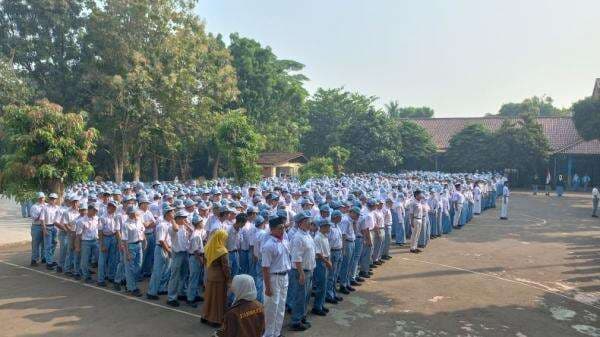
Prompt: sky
<box><xmin>196</xmin><ymin>0</ymin><xmax>600</xmax><ymax>117</ymax></box>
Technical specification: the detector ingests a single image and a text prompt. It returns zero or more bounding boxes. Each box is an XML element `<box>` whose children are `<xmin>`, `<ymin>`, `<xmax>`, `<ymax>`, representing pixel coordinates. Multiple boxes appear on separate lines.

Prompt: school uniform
<box><xmin>186</xmin><ymin>229</ymin><xmax>205</xmax><ymax>303</ymax></box>
<box><xmin>167</xmin><ymin>224</ymin><xmax>191</xmax><ymax>301</ymax></box>
<box><xmin>61</xmin><ymin>208</ymin><xmax>80</xmax><ymax>274</ymax></box>
<box><xmin>42</xmin><ymin>204</ymin><xmax>61</xmax><ymax>266</ymax></box>
<box><xmin>261</xmin><ymin>235</ymin><xmax>291</xmax><ymax>337</ymax></box>
<box><xmin>147</xmin><ymin>219</ymin><xmax>172</xmax><ymax>296</ymax></box>
<box><xmin>121</xmin><ymin>218</ymin><xmax>145</xmax><ymax>291</ymax></box>
<box><xmin>227</xmin><ymin>225</ymin><xmax>242</xmax><ymax>277</ymax></box>
<box><xmin>500</xmin><ymin>186</ymin><xmax>510</xmax><ymax>219</ymax></box>
<box><xmin>359</xmin><ymin>212</ymin><xmax>374</xmax><ymax>274</ymax></box>
<box><xmin>312</xmin><ymin>231</ymin><xmax>330</xmax><ymax>312</ymax></box>
<box><xmin>77</xmin><ymin>215</ymin><xmax>100</xmax><ymax>281</ymax></box>
<box><xmin>409</xmin><ymin>200</ymin><xmax>424</xmax><ymax>251</ymax></box>
<box><xmin>141</xmin><ymin>209</ymin><xmax>156</xmax><ymax>277</ymax></box>
<box><xmin>30</xmin><ymin>202</ymin><xmax>46</xmax><ymax>263</ymax></box>
<box><xmin>326</xmin><ymin>220</ymin><xmax>343</xmax><ymax>301</ymax></box>
<box><xmin>339</xmin><ymin>215</ymin><xmax>356</xmax><ymax>288</ymax></box>
<box><xmin>289</xmin><ymin>228</ymin><xmax>316</xmax><ymax>326</ymax></box>
<box><xmin>98</xmin><ymin>213</ymin><xmax>120</xmax><ymax>283</ymax></box>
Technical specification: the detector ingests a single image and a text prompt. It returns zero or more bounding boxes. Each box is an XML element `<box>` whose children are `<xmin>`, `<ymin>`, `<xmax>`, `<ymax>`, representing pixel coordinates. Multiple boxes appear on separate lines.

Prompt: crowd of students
<box><xmin>27</xmin><ymin>172</ymin><xmax>506</xmax><ymax>337</ymax></box>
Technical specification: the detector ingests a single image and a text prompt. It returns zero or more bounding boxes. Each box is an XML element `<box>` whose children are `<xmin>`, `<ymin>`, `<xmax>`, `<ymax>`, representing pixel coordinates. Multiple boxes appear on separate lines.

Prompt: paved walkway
<box><xmin>0</xmin><ymin>192</ymin><xmax>599</xmax><ymax>337</ymax></box>
<box><xmin>0</xmin><ymin>197</ymin><xmax>31</xmax><ymax>246</ymax></box>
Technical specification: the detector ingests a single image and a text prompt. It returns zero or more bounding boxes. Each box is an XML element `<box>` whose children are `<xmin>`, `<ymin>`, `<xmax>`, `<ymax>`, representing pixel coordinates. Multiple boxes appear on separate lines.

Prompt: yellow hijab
<box><xmin>204</xmin><ymin>229</ymin><xmax>229</xmax><ymax>267</ymax></box>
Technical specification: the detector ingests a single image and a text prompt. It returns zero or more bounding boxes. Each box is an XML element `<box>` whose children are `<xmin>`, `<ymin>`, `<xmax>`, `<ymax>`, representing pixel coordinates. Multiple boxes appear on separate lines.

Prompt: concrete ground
<box><xmin>0</xmin><ymin>197</ymin><xmax>31</xmax><ymax>246</ymax></box>
<box><xmin>1</xmin><ymin>191</ymin><xmax>599</xmax><ymax>337</ymax></box>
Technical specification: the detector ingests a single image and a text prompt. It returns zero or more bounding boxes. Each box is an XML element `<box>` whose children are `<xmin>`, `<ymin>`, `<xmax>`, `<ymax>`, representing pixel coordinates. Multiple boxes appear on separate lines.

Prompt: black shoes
<box><xmin>410</xmin><ymin>249</ymin><xmax>421</xmax><ymax>254</ymax></box>
<box><xmin>339</xmin><ymin>287</ymin><xmax>350</xmax><ymax>294</ymax></box>
<box><xmin>130</xmin><ymin>289</ymin><xmax>142</xmax><ymax>297</ymax></box>
<box><xmin>167</xmin><ymin>300</ymin><xmax>180</xmax><ymax>307</ymax></box>
<box><xmin>325</xmin><ymin>298</ymin><xmax>338</xmax><ymax>304</ymax></box>
<box><xmin>146</xmin><ymin>294</ymin><xmax>159</xmax><ymax>300</ymax></box>
<box><xmin>186</xmin><ymin>300</ymin><xmax>197</xmax><ymax>308</ymax></box>
<box><xmin>311</xmin><ymin>308</ymin><xmax>327</xmax><ymax>316</ymax></box>
<box><xmin>290</xmin><ymin>323</ymin><xmax>309</xmax><ymax>331</ymax></box>
<box><xmin>97</xmin><ymin>281</ymin><xmax>107</xmax><ymax>287</ymax></box>
<box><xmin>30</xmin><ymin>260</ymin><xmax>38</xmax><ymax>267</ymax></box>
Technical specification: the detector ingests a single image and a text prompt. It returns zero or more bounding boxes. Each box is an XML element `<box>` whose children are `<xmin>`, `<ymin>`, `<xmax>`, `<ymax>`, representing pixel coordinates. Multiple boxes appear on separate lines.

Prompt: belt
<box><xmin>345</xmin><ymin>239</ymin><xmax>355</xmax><ymax>242</ymax></box>
<box><xmin>303</xmin><ymin>269</ymin><xmax>311</xmax><ymax>272</ymax></box>
<box><xmin>229</xmin><ymin>249</ymin><xmax>238</xmax><ymax>253</ymax></box>
<box><xmin>128</xmin><ymin>241</ymin><xmax>141</xmax><ymax>245</ymax></box>
<box><xmin>144</xmin><ymin>232</ymin><xmax>154</xmax><ymax>235</ymax></box>
<box><xmin>241</xmin><ymin>249</ymin><xmax>249</xmax><ymax>252</ymax></box>
<box><xmin>271</xmin><ymin>271</ymin><xmax>288</xmax><ymax>276</ymax></box>
<box><xmin>32</xmin><ymin>223</ymin><xmax>42</xmax><ymax>226</ymax></box>
<box><xmin>331</xmin><ymin>248</ymin><xmax>342</xmax><ymax>251</ymax></box>
<box><xmin>102</xmin><ymin>233</ymin><xmax>116</xmax><ymax>237</ymax></box>
<box><xmin>81</xmin><ymin>239</ymin><xmax>97</xmax><ymax>242</ymax></box>
<box><xmin>413</xmin><ymin>217</ymin><xmax>422</xmax><ymax>220</ymax></box>
<box><xmin>46</xmin><ymin>224</ymin><xmax>55</xmax><ymax>227</ymax></box>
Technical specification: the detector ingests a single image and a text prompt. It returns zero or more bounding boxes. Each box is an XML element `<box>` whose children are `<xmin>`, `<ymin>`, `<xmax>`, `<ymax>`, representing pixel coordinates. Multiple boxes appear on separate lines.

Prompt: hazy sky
<box><xmin>196</xmin><ymin>0</ymin><xmax>600</xmax><ymax>117</ymax></box>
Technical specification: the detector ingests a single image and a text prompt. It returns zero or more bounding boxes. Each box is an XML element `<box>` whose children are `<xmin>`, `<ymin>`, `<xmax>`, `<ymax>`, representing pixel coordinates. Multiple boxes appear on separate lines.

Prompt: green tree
<box><xmin>384</xmin><ymin>100</ymin><xmax>401</xmax><ymax>118</ymax></box>
<box><xmin>398</xmin><ymin>120</ymin><xmax>436</xmax><ymax>169</ymax></box>
<box><xmin>0</xmin><ymin>57</ymin><xmax>36</xmax><ymax>111</ymax></box>
<box><xmin>80</xmin><ymin>0</ymin><xmax>237</xmax><ymax>182</ymax></box>
<box><xmin>0</xmin><ymin>0</ymin><xmax>87</xmax><ymax>111</ymax></box>
<box><xmin>342</xmin><ymin>109</ymin><xmax>403</xmax><ymax>172</ymax></box>
<box><xmin>395</xmin><ymin>106</ymin><xmax>434</xmax><ymax>118</ymax></box>
<box><xmin>498</xmin><ymin>96</ymin><xmax>570</xmax><ymax>117</ymax></box>
<box><xmin>572</xmin><ymin>96</ymin><xmax>600</xmax><ymax>141</ymax></box>
<box><xmin>299</xmin><ymin>157</ymin><xmax>335</xmax><ymax>182</ymax></box>
<box><xmin>445</xmin><ymin>124</ymin><xmax>495</xmax><ymax>172</ymax></box>
<box><xmin>228</xmin><ymin>33</ymin><xmax>308</xmax><ymax>152</ymax></box>
<box><xmin>216</xmin><ymin>112</ymin><xmax>265</xmax><ymax>183</ymax></box>
<box><xmin>302</xmin><ymin>88</ymin><xmax>376</xmax><ymax>157</ymax></box>
<box><xmin>495</xmin><ymin>115</ymin><xmax>550</xmax><ymax>182</ymax></box>
<box><xmin>327</xmin><ymin>146</ymin><xmax>350</xmax><ymax>174</ymax></box>
<box><xmin>0</xmin><ymin>100</ymin><xmax>98</xmax><ymax>201</ymax></box>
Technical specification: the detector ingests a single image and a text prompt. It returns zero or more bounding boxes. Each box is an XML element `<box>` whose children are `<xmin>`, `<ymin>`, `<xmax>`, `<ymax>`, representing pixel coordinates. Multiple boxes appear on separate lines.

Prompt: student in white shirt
<box><xmin>97</xmin><ymin>200</ymin><xmax>119</xmax><ymax>286</ymax></box>
<box><xmin>186</xmin><ymin>213</ymin><xmax>205</xmax><ymax>307</ymax></box>
<box><xmin>312</xmin><ymin>219</ymin><xmax>332</xmax><ymax>316</ymax></box>
<box><xmin>500</xmin><ymin>182</ymin><xmax>510</xmax><ymax>220</ymax></box>
<box><xmin>121</xmin><ymin>205</ymin><xmax>146</xmax><ymax>296</ymax></box>
<box><xmin>147</xmin><ymin>203</ymin><xmax>175</xmax><ymax>299</ymax></box>
<box><xmin>167</xmin><ymin>210</ymin><xmax>193</xmax><ymax>306</ymax></box>
<box><xmin>29</xmin><ymin>192</ymin><xmax>47</xmax><ymax>266</ymax></box>
<box><xmin>42</xmin><ymin>193</ymin><xmax>61</xmax><ymax>270</ymax></box>
<box><xmin>139</xmin><ymin>197</ymin><xmax>156</xmax><ymax>278</ymax></box>
<box><xmin>78</xmin><ymin>203</ymin><xmax>100</xmax><ymax>283</ymax></box>
<box><xmin>289</xmin><ymin>211</ymin><xmax>315</xmax><ymax>331</ymax></box>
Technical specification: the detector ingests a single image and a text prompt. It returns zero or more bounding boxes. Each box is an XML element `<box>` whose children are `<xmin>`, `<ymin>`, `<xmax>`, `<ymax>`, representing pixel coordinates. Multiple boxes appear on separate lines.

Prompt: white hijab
<box><xmin>231</xmin><ymin>274</ymin><xmax>257</xmax><ymax>302</ymax></box>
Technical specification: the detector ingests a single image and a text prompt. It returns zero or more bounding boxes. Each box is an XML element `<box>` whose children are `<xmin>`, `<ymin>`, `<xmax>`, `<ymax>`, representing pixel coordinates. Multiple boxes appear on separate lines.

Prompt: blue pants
<box><xmin>418</xmin><ymin>218</ymin><xmax>430</xmax><ymax>247</ymax></box>
<box><xmin>350</xmin><ymin>238</ymin><xmax>363</xmax><ymax>281</ymax></box>
<box><xmin>313</xmin><ymin>260</ymin><xmax>328</xmax><ymax>311</ymax></box>
<box><xmin>142</xmin><ymin>232</ymin><xmax>155</xmax><ymax>277</ymax></box>
<box><xmin>115</xmin><ymin>249</ymin><xmax>126</xmax><ymax>284</ymax></box>
<box><xmin>229</xmin><ymin>251</ymin><xmax>240</xmax><ymax>278</ymax></box>
<box><xmin>326</xmin><ymin>249</ymin><xmax>342</xmax><ymax>300</ymax></box>
<box><xmin>557</xmin><ymin>186</ymin><xmax>564</xmax><ymax>196</ymax></box>
<box><xmin>382</xmin><ymin>227</ymin><xmax>392</xmax><ymax>256</ymax></box>
<box><xmin>239</xmin><ymin>250</ymin><xmax>250</xmax><ymax>275</ymax></box>
<box><xmin>168</xmin><ymin>251</ymin><xmax>188</xmax><ymax>301</ymax></box>
<box><xmin>360</xmin><ymin>233</ymin><xmax>373</xmax><ymax>273</ymax></box>
<box><xmin>148</xmin><ymin>245</ymin><xmax>171</xmax><ymax>296</ymax></box>
<box><xmin>125</xmin><ymin>242</ymin><xmax>143</xmax><ymax>291</ymax></box>
<box><xmin>394</xmin><ymin>219</ymin><xmax>406</xmax><ymax>244</ymax></box>
<box><xmin>339</xmin><ymin>240</ymin><xmax>355</xmax><ymax>287</ymax></box>
<box><xmin>57</xmin><ymin>231</ymin><xmax>68</xmax><ymax>268</ymax></box>
<box><xmin>187</xmin><ymin>254</ymin><xmax>204</xmax><ymax>302</ymax></box>
<box><xmin>80</xmin><ymin>239</ymin><xmax>97</xmax><ymax>280</ymax></box>
<box><xmin>430</xmin><ymin>213</ymin><xmax>439</xmax><ymax>236</ymax></box>
<box><xmin>44</xmin><ymin>226</ymin><xmax>58</xmax><ymax>264</ymax></box>
<box><xmin>290</xmin><ymin>268</ymin><xmax>313</xmax><ymax>325</ymax></box>
<box><xmin>31</xmin><ymin>225</ymin><xmax>43</xmax><ymax>262</ymax></box>
<box><xmin>254</xmin><ymin>257</ymin><xmax>264</xmax><ymax>303</ymax></box>
<box><xmin>98</xmin><ymin>236</ymin><xmax>118</xmax><ymax>282</ymax></box>
<box><xmin>63</xmin><ymin>234</ymin><xmax>75</xmax><ymax>273</ymax></box>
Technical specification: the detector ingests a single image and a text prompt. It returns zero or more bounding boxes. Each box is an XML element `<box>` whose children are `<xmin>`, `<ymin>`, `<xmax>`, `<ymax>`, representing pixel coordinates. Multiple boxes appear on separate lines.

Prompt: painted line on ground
<box><xmin>400</xmin><ymin>256</ymin><xmax>600</xmax><ymax>311</ymax></box>
<box><xmin>0</xmin><ymin>259</ymin><xmax>202</xmax><ymax>319</ymax></box>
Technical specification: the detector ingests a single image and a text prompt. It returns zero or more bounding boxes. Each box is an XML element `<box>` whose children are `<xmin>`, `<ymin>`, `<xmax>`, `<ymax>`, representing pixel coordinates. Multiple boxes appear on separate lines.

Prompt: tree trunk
<box><xmin>133</xmin><ymin>152</ymin><xmax>142</xmax><ymax>182</ymax></box>
<box><xmin>152</xmin><ymin>154</ymin><xmax>159</xmax><ymax>181</ymax></box>
<box><xmin>212</xmin><ymin>153</ymin><xmax>220</xmax><ymax>179</ymax></box>
<box><xmin>113</xmin><ymin>156</ymin><xmax>123</xmax><ymax>183</ymax></box>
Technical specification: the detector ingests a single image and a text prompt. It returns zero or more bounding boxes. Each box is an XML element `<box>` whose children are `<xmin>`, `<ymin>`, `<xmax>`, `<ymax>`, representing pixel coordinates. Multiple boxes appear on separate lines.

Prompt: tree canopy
<box><xmin>0</xmin><ymin>100</ymin><xmax>97</xmax><ymax>201</ymax></box>
<box><xmin>572</xmin><ymin>96</ymin><xmax>600</xmax><ymax>141</ymax></box>
<box><xmin>385</xmin><ymin>101</ymin><xmax>434</xmax><ymax>118</ymax></box>
<box><xmin>497</xmin><ymin>96</ymin><xmax>570</xmax><ymax>117</ymax></box>
<box><xmin>445</xmin><ymin>124</ymin><xmax>495</xmax><ymax>172</ymax></box>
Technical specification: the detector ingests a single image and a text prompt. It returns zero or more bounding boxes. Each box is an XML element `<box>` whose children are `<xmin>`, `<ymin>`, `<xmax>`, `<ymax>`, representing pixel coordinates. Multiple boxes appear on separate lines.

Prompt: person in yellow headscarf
<box><xmin>202</xmin><ymin>229</ymin><xmax>231</xmax><ymax>327</ymax></box>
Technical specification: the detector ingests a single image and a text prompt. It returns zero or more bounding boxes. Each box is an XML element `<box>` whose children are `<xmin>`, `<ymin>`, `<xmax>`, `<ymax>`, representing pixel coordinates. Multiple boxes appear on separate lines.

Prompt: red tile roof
<box><xmin>257</xmin><ymin>152</ymin><xmax>307</xmax><ymax>165</ymax></box>
<box><xmin>411</xmin><ymin>117</ymin><xmax>600</xmax><ymax>155</ymax></box>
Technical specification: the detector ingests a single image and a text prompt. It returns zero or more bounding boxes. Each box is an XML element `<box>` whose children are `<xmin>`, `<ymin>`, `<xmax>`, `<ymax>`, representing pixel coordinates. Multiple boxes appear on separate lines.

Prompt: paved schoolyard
<box><xmin>0</xmin><ymin>192</ymin><xmax>599</xmax><ymax>337</ymax></box>
<box><xmin>0</xmin><ymin>197</ymin><xmax>30</xmax><ymax>246</ymax></box>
